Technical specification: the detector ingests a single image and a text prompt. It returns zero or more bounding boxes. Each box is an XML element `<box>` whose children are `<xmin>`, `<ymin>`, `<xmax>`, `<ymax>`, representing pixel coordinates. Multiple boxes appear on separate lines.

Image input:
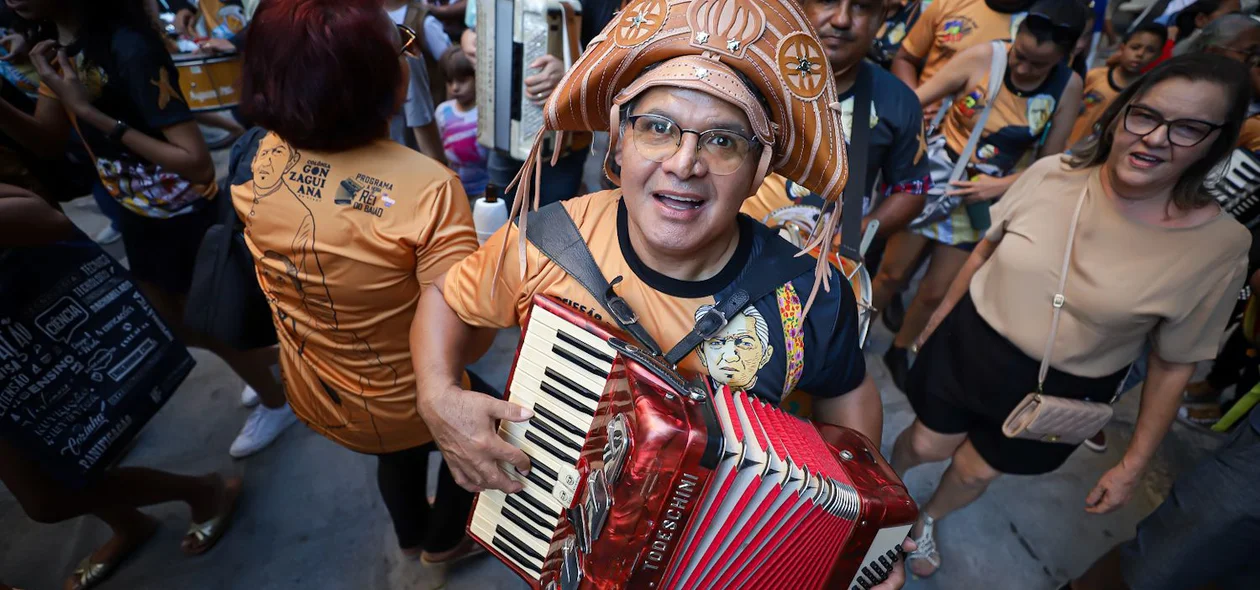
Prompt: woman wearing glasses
<box><xmin>233</xmin><ymin>0</ymin><xmax>486</xmax><ymax>573</ymax></box>
<box><xmin>890</xmin><ymin>53</ymin><xmax>1252</xmax><ymax>578</ymax></box>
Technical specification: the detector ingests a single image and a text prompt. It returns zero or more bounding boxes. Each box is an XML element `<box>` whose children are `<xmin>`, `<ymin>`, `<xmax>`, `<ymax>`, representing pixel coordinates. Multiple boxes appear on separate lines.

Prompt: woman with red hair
<box><xmin>232</xmin><ymin>0</ymin><xmax>486</xmax><ymax>574</ymax></box>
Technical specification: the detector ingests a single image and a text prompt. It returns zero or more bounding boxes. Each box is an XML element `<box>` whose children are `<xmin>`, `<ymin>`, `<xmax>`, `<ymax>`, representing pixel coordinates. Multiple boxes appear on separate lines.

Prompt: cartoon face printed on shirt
<box><xmin>695</xmin><ymin>305</ymin><xmax>774</xmax><ymax>391</ymax></box>
<box><xmin>888</xmin><ymin>22</ymin><xmax>907</xmax><ymax>45</ymax></box>
<box><xmin>1026</xmin><ymin>94</ymin><xmax>1056</xmax><ymax>137</ymax></box>
<box><xmin>839</xmin><ymin>96</ymin><xmax>880</xmax><ymax>140</ymax></box>
<box><xmin>252</xmin><ymin>134</ymin><xmax>300</xmax><ymax>195</ymax></box>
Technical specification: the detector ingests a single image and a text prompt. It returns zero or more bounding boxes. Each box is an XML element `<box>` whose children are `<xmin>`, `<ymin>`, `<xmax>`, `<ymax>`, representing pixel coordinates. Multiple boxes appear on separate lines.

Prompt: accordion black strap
<box><xmin>663</xmin><ymin>228</ymin><xmax>813</xmax><ymax>365</ymax></box>
<box><xmin>524</xmin><ymin>202</ymin><xmax>815</xmax><ymax>367</ymax></box>
<box><xmin>524</xmin><ymin>202</ymin><xmax>664</xmax><ymax>356</ymax></box>
<box><xmin>837</xmin><ymin>64</ymin><xmax>872</xmax><ymax>263</ymax></box>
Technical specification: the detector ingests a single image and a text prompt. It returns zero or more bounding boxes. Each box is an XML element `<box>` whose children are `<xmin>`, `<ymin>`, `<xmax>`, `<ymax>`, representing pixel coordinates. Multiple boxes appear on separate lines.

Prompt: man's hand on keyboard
<box><xmin>421</xmin><ymin>385</ymin><xmax>534</xmax><ymax>493</ymax></box>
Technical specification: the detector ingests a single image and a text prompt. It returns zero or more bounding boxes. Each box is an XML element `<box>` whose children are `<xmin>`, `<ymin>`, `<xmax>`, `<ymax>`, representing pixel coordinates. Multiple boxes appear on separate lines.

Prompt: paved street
<box><xmin>0</xmin><ymin>157</ymin><xmax>1227</xmax><ymax>589</ymax></box>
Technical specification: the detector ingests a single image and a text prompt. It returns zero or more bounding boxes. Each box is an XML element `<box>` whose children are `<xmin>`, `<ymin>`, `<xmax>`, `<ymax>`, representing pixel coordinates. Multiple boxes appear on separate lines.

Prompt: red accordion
<box><xmin>468</xmin><ymin>296</ymin><xmax>918</xmax><ymax>589</ymax></box>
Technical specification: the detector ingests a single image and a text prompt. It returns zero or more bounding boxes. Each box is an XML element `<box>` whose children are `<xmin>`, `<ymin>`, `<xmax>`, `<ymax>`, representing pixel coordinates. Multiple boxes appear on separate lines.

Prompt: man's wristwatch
<box><xmin>107</xmin><ymin>120</ymin><xmax>129</xmax><ymax>143</ymax></box>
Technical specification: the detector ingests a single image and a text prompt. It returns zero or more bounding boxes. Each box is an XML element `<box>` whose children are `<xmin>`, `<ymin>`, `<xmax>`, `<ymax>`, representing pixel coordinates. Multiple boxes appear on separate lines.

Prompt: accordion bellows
<box><xmin>468</xmin><ymin>296</ymin><xmax>918</xmax><ymax>589</ymax></box>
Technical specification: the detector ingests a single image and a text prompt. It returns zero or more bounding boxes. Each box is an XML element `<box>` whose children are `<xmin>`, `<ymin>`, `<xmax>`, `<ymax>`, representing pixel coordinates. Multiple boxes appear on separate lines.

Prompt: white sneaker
<box><xmin>230</xmin><ymin>403</ymin><xmax>298</xmax><ymax>459</ymax></box>
<box><xmin>240</xmin><ymin>385</ymin><xmax>260</xmax><ymax>408</ymax></box>
<box><xmin>95</xmin><ymin>226</ymin><xmax>122</xmax><ymax>244</ymax></box>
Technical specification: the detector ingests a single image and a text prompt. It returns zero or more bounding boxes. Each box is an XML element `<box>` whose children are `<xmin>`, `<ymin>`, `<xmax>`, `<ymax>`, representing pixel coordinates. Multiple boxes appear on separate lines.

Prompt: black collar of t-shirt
<box><xmin>1106</xmin><ymin>66</ymin><xmax>1125</xmax><ymax>93</ymax></box>
<box><xmin>616</xmin><ymin>198</ymin><xmax>753</xmax><ymax>298</ymax></box>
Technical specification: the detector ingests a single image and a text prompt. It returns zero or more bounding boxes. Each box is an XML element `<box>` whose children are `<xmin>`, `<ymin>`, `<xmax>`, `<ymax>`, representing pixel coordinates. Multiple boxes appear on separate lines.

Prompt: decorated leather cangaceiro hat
<box><xmin>507</xmin><ymin>0</ymin><xmax>852</xmax><ymax>309</ymax></box>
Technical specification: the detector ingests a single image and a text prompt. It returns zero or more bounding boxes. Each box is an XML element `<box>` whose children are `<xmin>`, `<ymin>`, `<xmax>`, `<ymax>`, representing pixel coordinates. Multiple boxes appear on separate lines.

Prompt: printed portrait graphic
<box><xmin>695</xmin><ymin>304</ymin><xmax>774</xmax><ymax>391</ymax></box>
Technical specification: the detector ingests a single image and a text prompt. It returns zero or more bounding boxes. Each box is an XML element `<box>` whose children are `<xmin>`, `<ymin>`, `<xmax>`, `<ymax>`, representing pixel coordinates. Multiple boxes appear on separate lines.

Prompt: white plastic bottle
<box><xmin>472</xmin><ymin>185</ymin><xmax>509</xmax><ymax>244</ymax></box>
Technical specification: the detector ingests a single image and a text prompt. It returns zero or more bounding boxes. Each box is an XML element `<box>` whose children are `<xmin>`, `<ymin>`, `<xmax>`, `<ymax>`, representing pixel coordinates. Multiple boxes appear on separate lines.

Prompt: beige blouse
<box><xmin>971</xmin><ymin>157</ymin><xmax>1250</xmax><ymax>378</ymax></box>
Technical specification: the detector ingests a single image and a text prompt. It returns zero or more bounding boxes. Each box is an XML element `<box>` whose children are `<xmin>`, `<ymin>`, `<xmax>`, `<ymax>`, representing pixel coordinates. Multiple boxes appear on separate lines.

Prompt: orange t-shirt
<box><xmin>441</xmin><ymin>190</ymin><xmax>867</xmax><ymax>408</ymax></box>
<box><xmin>900</xmin><ymin>0</ymin><xmax>1027</xmax><ymax>86</ymax></box>
<box><xmin>1238</xmin><ymin>114</ymin><xmax>1260</xmax><ymax>155</ymax></box>
<box><xmin>231</xmin><ymin>133</ymin><xmax>478</xmax><ymax>454</ymax></box>
<box><xmin>1068</xmin><ymin>67</ymin><xmax>1124</xmax><ymax>147</ymax></box>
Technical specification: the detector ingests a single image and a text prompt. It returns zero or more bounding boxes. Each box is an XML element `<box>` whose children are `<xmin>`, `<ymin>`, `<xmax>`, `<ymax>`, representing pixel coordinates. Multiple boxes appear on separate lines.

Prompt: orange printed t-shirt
<box><xmin>1238</xmin><ymin>114</ymin><xmax>1260</xmax><ymax>155</ymax></box>
<box><xmin>900</xmin><ymin>0</ymin><xmax>1027</xmax><ymax>85</ymax></box>
<box><xmin>441</xmin><ymin>191</ymin><xmax>867</xmax><ymax>409</ymax></box>
<box><xmin>232</xmin><ymin>133</ymin><xmax>478</xmax><ymax>454</ymax></box>
<box><xmin>1068</xmin><ymin>67</ymin><xmax>1124</xmax><ymax>146</ymax></box>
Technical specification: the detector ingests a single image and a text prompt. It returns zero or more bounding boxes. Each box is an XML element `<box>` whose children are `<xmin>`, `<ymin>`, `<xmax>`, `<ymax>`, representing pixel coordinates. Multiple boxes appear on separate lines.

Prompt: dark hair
<box><xmin>1066</xmin><ymin>53</ymin><xmax>1252</xmax><ymax>210</ymax></box>
<box><xmin>1020</xmin><ymin>13</ymin><xmax>1087</xmax><ymax>56</ymax></box>
<box><xmin>1174</xmin><ymin>0</ymin><xmax>1223</xmax><ymax>42</ymax></box>
<box><xmin>1125</xmin><ymin>22</ymin><xmax>1169</xmax><ymax>46</ymax></box>
<box><xmin>439</xmin><ymin>45</ymin><xmax>474</xmax><ymax>81</ymax></box>
<box><xmin>240</xmin><ymin>0</ymin><xmax>401</xmax><ymax>152</ymax></box>
<box><xmin>14</xmin><ymin>0</ymin><xmax>165</xmax><ymax>65</ymax></box>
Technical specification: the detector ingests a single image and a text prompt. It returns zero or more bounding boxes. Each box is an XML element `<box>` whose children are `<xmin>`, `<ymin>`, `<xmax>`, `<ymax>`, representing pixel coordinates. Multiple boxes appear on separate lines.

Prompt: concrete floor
<box><xmin>0</xmin><ymin>149</ymin><xmax>1229</xmax><ymax>589</ymax></box>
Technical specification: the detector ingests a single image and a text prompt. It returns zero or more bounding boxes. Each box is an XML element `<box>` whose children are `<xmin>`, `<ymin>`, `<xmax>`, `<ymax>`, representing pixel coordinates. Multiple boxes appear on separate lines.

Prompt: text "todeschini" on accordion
<box><xmin>468</xmin><ymin>295</ymin><xmax>919</xmax><ymax>590</ymax></box>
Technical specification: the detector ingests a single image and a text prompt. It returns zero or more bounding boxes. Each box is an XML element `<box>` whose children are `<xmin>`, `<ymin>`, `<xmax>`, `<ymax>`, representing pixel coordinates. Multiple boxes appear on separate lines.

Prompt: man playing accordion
<box><xmin>412</xmin><ymin>0</ymin><xmax>908</xmax><ymax>586</ymax></box>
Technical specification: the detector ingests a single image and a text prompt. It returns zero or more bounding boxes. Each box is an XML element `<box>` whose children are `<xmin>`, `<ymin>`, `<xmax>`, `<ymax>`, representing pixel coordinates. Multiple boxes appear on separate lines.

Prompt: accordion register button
<box><xmin>557</xmin><ymin>464</ymin><xmax>581</xmax><ymax>492</ymax></box>
<box><xmin>554</xmin><ymin>485</ymin><xmax>574</xmax><ymax>506</ymax></box>
<box><xmin>878</xmin><ymin>555</ymin><xmax>892</xmax><ymax>570</ymax></box>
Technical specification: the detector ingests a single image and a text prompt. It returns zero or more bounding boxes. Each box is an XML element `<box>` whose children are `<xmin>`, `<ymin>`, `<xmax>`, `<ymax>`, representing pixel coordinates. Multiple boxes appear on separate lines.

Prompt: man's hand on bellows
<box><xmin>420</xmin><ymin>385</ymin><xmax>533</xmax><ymax>493</ymax></box>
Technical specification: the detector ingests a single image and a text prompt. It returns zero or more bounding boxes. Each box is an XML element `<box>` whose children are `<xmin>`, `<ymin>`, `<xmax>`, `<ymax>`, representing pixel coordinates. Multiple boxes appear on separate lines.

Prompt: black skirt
<box><xmin>117</xmin><ymin>201</ymin><xmax>217</xmax><ymax>295</ymax></box>
<box><xmin>904</xmin><ymin>294</ymin><xmax>1127</xmax><ymax>475</ymax></box>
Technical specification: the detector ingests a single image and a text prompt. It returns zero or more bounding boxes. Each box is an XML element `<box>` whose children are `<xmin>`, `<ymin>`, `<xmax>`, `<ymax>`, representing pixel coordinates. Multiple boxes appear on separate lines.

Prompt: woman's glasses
<box><xmin>623</xmin><ymin>113</ymin><xmax>759</xmax><ymax>176</ymax></box>
<box><xmin>1122</xmin><ymin>105</ymin><xmax>1224</xmax><ymax>148</ymax></box>
<box><xmin>397</xmin><ymin>24</ymin><xmax>418</xmax><ymax>57</ymax></box>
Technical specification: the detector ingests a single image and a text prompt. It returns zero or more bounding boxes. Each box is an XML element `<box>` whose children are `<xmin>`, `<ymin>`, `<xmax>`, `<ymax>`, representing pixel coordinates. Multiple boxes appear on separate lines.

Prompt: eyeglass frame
<box><xmin>1212</xmin><ymin>44</ymin><xmax>1260</xmax><ymax>68</ymax></box>
<box><xmin>620</xmin><ymin>112</ymin><xmax>761</xmax><ymax>176</ymax></box>
<box><xmin>1121</xmin><ymin>104</ymin><xmax>1225</xmax><ymax>148</ymax></box>
<box><xmin>397</xmin><ymin>24</ymin><xmax>418</xmax><ymax>57</ymax></box>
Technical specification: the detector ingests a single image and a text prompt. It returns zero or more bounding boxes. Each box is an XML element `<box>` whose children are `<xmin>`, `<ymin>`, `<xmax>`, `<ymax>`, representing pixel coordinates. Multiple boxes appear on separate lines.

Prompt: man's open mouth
<box><xmin>653</xmin><ymin>192</ymin><xmax>705</xmax><ymax>211</ymax></box>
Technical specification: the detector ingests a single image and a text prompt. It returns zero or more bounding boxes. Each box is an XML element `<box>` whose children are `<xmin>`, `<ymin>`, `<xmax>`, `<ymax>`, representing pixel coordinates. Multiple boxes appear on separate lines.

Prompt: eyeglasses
<box><xmin>397</xmin><ymin>24</ymin><xmax>418</xmax><ymax>57</ymax></box>
<box><xmin>623</xmin><ymin>113</ymin><xmax>759</xmax><ymax>176</ymax></box>
<box><xmin>1122</xmin><ymin>104</ymin><xmax>1224</xmax><ymax>148</ymax></box>
<box><xmin>1213</xmin><ymin>45</ymin><xmax>1260</xmax><ymax>68</ymax></box>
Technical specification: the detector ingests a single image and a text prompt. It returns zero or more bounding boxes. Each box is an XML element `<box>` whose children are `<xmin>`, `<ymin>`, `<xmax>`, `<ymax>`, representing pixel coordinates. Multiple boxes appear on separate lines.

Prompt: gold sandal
<box><xmin>181</xmin><ymin>476</ymin><xmax>243</xmax><ymax>556</ymax></box>
<box><xmin>63</xmin><ymin>555</ymin><xmax>117</xmax><ymax>590</ymax></box>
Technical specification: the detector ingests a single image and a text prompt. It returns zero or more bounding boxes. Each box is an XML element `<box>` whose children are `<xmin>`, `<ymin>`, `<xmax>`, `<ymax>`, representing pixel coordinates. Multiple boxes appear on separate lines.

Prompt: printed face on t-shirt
<box><xmin>253</xmin><ymin>134</ymin><xmax>299</xmax><ymax>194</ymax></box>
<box><xmin>695</xmin><ymin>306</ymin><xmax>775</xmax><ymax>391</ymax></box>
<box><xmin>615</xmin><ymin>87</ymin><xmax>761</xmax><ymax>256</ymax></box>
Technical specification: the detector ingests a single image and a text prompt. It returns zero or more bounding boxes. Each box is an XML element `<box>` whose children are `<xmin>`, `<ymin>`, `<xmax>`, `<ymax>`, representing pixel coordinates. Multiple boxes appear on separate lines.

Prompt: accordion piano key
<box><xmin>470</xmin><ymin>296</ymin><xmax>917</xmax><ymax>589</ymax></box>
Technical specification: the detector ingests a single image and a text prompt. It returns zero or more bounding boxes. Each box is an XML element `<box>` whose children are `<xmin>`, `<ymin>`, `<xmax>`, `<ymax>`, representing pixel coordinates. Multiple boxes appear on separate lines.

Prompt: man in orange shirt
<box><xmin>891</xmin><ymin>0</ymin><xmax>1037</xmax><ymax>119</ymax></box>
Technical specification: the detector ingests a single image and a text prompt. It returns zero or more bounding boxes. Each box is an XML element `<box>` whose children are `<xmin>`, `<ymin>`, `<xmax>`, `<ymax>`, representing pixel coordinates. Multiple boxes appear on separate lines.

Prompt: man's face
<box><xmin>616</xmin><ymin>87</ymin><xmax>760</xmax><ymax>256</ymax></box>
<box><xmin>806</xmin><ymin>0</ymin><xmax>887</xmax><ymax>73</ymax></box>
<box><xmin>253</xmin><ymin>134</ymin><xmax>294</xmax><ymax>192</ymax></box>
<box><xmin>1212</xmin><ymin>26</ymin><xmax>1260</xmax><ymax>96</ymax></box>
<box><xmin>697</xmin><ymin>313</ymin><xmax>771</xmax><ymax>390</ymax></box>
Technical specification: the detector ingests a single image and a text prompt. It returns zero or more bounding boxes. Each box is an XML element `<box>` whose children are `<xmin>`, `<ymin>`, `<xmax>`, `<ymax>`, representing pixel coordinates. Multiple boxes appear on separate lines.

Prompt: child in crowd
<box><xmin>1069</xmin><ymin>23</ymin><xmax>1168</xmax><ymax>146</ymax></box>
<box><xmin>434</xmin><ymin>46</ymin><xmax>488</xmax><ymax>197</ymax></box>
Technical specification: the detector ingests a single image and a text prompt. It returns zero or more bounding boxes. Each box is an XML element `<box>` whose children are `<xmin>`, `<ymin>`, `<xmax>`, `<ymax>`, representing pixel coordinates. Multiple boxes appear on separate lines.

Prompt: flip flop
<box><xmin>181</xmin><ymin>475</ymin><xmax>243</xmax><ymax>556</ymax></box>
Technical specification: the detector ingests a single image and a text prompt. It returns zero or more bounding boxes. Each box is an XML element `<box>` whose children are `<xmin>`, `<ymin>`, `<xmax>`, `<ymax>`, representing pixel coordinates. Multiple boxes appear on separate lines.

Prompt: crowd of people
<box><xmin>2</xmin><ymin>0</ymin><xmax>1260</xmax><ymax>589</ymax></box>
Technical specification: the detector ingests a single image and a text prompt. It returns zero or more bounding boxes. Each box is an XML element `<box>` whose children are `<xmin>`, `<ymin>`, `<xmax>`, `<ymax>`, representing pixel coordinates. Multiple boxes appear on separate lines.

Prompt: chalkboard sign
<box><xmin>0</xmin><ymin>233</ymin><xmax>194</xmax><ymax>486</ymax></box>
